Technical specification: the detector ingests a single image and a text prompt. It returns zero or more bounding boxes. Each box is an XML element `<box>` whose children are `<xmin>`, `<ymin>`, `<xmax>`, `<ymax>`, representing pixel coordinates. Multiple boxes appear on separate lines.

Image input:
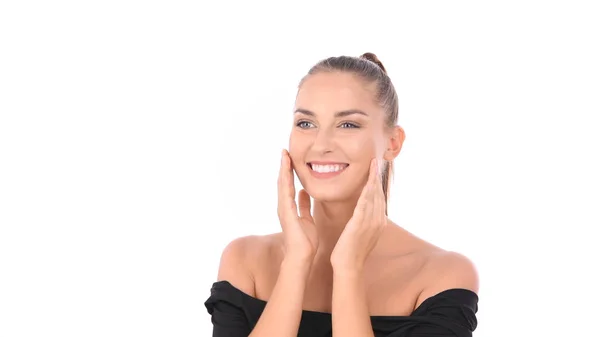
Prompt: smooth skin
<box><xmin>216</xmin><ymin>71</ymin><xmax>479</xmax><ymax>337</ymax></box>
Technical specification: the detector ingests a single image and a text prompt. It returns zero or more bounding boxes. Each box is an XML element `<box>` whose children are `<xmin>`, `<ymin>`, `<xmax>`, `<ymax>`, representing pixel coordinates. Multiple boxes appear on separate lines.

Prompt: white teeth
<box><xmin>310</xmin><ymin>164</ymin><xmax>348</xmax><ymax>173</ymax></box>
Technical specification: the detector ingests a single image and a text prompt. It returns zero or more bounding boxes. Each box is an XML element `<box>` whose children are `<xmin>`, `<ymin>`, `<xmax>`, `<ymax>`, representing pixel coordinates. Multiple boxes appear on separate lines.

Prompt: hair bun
<box><xmin>360</xmin><ymin>52</ymin><xmax>387</xmax><ymax>74</ymax></box>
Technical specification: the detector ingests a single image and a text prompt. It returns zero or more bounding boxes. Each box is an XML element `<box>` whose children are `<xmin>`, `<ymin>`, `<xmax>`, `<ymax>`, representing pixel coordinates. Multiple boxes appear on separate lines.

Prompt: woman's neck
<box><xmin>312</xmin><ymin>199</ymin><xmax>357</xmax><ymax>257</ymax></box>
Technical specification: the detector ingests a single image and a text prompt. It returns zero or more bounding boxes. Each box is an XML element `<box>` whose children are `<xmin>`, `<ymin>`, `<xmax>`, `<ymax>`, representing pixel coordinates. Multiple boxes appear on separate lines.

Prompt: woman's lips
<box><xmin>307</xmin><ymin>162</ymin><xmax>349</xmax><ymax>179</ymax></box>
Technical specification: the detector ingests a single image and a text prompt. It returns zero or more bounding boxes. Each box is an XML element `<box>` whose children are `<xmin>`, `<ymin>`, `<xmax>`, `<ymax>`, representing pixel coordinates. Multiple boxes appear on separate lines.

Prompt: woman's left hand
<box><xmin>330</xmin><ymin>158</ymin><xmax>388</xmax><ymax>272</ymax></box>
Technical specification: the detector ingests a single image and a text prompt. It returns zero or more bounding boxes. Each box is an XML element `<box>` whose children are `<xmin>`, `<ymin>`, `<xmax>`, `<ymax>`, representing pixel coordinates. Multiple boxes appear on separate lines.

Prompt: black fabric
<box><xmin>205</xmin><ymin>280</ymin><xmax>478</xmax><ymax>337</ymax></box>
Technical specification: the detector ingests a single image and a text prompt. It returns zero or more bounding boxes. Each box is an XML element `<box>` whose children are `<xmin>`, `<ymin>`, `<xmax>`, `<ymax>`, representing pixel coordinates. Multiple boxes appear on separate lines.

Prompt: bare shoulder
<box><xmin>415</xmin><ymin>249</ymin><xmax>480</xmax><ymax>307</ymax></box>
<box><xmin>216</xmin><ymin>233</ymin><xmax>282</xmax><ymax>297</ymax></box>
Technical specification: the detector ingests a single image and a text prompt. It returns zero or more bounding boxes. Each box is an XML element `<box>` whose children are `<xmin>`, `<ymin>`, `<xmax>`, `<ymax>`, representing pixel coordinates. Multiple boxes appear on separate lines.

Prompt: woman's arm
<box><xmin>330</xmin><ymin>251</ymin><xmax>479</xmax><ymax>337</ymax></box>
<box><xmin>249</xmin><ymin>255</ymin><xmax>312</xmax><ymax>337</ymax></box>
<box><xmin>249</xmin><ymin>149</ymin><xmax>319</xmax><ymax>336</ymax></box>
<box><xmin>331</xmin><ymin>267</ymin><xmax>375</xmax><ymax>337</ymax></box>
<box><xmin>215</xmin><ymin>236</ymin><xmax>313</xmax><ymax>337</ymax></box>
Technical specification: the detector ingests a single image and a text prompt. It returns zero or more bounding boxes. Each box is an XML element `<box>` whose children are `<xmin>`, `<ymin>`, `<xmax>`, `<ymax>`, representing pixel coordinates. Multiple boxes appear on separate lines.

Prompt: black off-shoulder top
<box><xmin>204</xmin><ymin>280</ymin><xmax>478</xmax><ymax>337</ymax></box>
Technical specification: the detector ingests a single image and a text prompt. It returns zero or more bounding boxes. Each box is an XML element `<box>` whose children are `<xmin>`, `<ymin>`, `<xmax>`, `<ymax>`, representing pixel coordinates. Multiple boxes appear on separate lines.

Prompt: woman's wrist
<box><xmin>281</xmin><ymin>254</ymin><xmax>314</xmax><ymax>274</ymax></box>
<box><xmin>331</xmin><ymin>259</ymin><xmax>365</xmax><ymax>276</ymax></box>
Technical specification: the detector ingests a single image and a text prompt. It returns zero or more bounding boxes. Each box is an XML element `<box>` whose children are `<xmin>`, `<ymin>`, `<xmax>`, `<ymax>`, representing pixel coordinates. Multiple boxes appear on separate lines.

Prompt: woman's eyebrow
<box><xmin>294</xmin><ymin>108</ymin><xmax>369</xmax><ymax>117</ymax></box>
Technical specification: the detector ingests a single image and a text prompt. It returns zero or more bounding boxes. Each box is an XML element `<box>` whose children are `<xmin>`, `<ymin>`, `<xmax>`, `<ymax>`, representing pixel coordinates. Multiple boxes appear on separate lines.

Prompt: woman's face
<box><xmin>289</xmin><ymin>71</ymin><xmax>389</xmax><ymax>202</ymax></box>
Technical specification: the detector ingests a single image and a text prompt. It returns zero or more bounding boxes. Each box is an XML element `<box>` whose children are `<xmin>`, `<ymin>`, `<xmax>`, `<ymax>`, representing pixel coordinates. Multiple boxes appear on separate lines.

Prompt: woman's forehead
<box><xmin>296</xmin><ymin>72</ymin><xmax>378</xmax><ymax>113</ymax></box>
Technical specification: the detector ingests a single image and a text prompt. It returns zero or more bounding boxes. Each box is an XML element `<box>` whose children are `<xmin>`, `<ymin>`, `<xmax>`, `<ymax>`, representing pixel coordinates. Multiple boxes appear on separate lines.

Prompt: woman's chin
<box><xmin>305</xmin><ymin>186</ymin><xmax>357</xmax><ymax>203</ymax></box>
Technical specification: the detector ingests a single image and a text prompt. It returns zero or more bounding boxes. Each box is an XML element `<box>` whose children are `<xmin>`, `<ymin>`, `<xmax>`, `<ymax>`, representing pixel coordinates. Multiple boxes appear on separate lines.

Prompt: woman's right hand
<box><xmin>277</xmin><ymin>149</ymin><xmax>319</xmax><ymax>262</ymax></box>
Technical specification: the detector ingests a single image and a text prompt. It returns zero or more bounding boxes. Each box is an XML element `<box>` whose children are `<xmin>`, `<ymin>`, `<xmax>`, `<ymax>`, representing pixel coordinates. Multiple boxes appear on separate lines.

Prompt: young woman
<box><xmin>204</xmin><ymin>53</ymin><xmax>479</xmax><ymax>337</ymax></box>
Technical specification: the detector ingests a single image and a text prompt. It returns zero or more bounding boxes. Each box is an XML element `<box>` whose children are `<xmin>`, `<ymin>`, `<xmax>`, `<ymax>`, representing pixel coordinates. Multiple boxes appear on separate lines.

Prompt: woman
<box><xmin>204</xmin><ymin>53</ymin><xmax>479</xmax><ymax>337</ymax></box>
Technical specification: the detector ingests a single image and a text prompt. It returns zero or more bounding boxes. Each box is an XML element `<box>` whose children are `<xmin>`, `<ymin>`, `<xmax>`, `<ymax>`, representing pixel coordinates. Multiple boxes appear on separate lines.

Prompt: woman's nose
<box><xmin>311</xmin><ymin>128</ymin><xmax>335</xmax><ymax>153</ymax></box>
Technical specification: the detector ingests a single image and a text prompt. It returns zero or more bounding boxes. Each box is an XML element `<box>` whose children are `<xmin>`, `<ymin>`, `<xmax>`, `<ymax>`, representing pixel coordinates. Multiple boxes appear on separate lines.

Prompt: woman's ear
<box><xmin>383</xmin><ymin>126</ymin><xmax>405</xmax><ymax>161</ymax></box>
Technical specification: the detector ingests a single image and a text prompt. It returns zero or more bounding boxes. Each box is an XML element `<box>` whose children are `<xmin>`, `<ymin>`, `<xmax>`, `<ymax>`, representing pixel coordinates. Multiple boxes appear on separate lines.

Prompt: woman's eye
<box><xmin>340</xmin><ymin>122</ymin><xmax>359</xmax><ymax>129</ymax></box>
<box><xmin>296</xmin><ymin>121</ymin><xmax>314</xmax><ymax>129</ymax></box>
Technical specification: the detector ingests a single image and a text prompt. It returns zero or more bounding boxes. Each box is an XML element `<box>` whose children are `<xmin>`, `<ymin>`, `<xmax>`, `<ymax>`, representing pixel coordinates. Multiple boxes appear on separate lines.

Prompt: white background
<box><xmin>1</xmin><ymin>1</ymin><xmax>599</xmax><ymax>336</ymax></box>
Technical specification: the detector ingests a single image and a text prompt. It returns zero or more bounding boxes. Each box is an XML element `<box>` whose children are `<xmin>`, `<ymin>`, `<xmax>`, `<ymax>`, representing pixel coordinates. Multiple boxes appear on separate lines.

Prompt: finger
<box><xmin>364</xmin><ymin>187</ymin><xmax>375</xmax><ymax>225</ymax></box>
<box><xmin>277</xmin><ymin>150</ymin><xmax>285</xmax><ymax>209</ymax></box>
<box><xmin>374</xmin><ymin>159</ymin><xmax>383</xmax><ymax>189</ymax></box>
<box><xmin>369</xmin><ymin>157</ymin><xmax>378</xmax><ymax>184</ymax></box>
<box><xmin>285</xmin><ymin>150</ymin><xmax>297</xmax><ymax>210</ymax></box>
<box><xmin>374</xmin><ymin>160</ymin><xmax>385</xmax><ymax>196</ymax></box>
<box><xmin>378</xmin><ymin>164</ymin><xmax>389</xmax><ymax>227</ymax></box>
<box><xmin>373</xmin><ymin>167</ymin><xmax>385</xmax><ymax>221</ymax></box>
<box><xmin>365</xmin><ymin>158</ymin><xmax>378</xmax><ymax>199</ymax></box>
<box><xmin>366</xmin><ymin>159</ymin><xmax>385</xmax><ymax>225</ymax></box>
<box><xmin>354</xmin><ymin>158</ymin><xmax>377</xmax><ymax>218</ymax></box>
<box><xmin>277</xmin><ymin>150</ymin><xmax>287</xmax><ymax>219</ymax></box>
<box><xmin>278</xmin><ymin>150</ymin><xmax>297</xmax><ymax>221</ymax></box>
<box><xmin>298</xmin><ymin>189</ymin><xmax>313</xmax><ymax>221</ymax></box>
<box><xmin>373</xmin><ymin>159</ymin><xmax>388</xmax><ymax>207</ymax></box>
